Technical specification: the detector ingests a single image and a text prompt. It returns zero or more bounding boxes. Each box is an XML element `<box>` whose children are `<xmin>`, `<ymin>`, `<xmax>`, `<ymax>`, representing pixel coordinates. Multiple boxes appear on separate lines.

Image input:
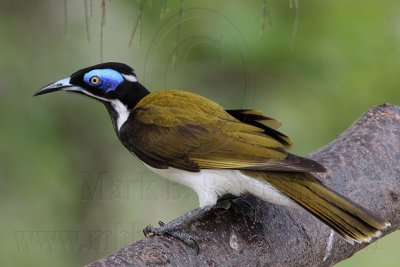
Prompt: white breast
<box><xmin>144</xmin><ymin>164</ymin><xmax>298</xmax><ymax>209</ymax></box>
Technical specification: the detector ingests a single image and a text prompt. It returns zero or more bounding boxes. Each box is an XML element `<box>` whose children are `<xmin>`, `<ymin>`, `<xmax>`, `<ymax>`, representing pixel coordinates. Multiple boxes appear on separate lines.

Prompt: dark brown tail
<box><xmin>243</xmin><ymin>171</ymin><xmax>390</xmax><ymax>244</ymax></box>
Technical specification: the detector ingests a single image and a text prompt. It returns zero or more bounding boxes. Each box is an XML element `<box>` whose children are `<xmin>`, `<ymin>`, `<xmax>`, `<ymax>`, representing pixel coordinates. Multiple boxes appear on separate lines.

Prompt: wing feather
<box><xmin>119</xmin><ymin>90</ymin><xmax>325</xmax><ymax>172</ymax></box>
<box><xmin>226</xmin><ymin>109</ymin><xmax>293</xmax><ymax>147</ymax></box>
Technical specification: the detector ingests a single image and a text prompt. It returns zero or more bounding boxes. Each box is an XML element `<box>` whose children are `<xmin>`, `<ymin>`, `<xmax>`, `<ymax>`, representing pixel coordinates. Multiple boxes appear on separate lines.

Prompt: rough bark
<box><xmin>86</xmin><ymin>104</ymin><xmax>400</xmax><ymax>267</ymax></box>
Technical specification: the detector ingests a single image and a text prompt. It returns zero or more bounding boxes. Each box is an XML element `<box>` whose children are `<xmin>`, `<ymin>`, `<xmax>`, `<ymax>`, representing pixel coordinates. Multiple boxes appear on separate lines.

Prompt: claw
<box><xmin>169</xmin><ymin>231</ymin><xmax>200</xmax><ymax>254</ymax></box>
<box><xmin>143</xmin><ymin>225</ymin><xmax>157</xmax><ymax>237</ymax></box>
<box><xmin>142</xmin><ymin>223</ymin><xmax>200</xmax><ymax>254</ymax></box>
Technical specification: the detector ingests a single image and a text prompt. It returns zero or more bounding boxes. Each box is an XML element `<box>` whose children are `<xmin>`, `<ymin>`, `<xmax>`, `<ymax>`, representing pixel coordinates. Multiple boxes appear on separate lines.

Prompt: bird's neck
<box><xmin>103</xmin><ymin>100</ymin><xmax>130</xmax><ymax>133</ymax></box>
<box><xmin>104</xmin><ymin>82</ymin><xmax>150</xmax><ymax>133</ymax></box>
<box><xmin>119</xmin><ymin>82</ymin><xmax>150</xmax><ymax>109</ymax></box>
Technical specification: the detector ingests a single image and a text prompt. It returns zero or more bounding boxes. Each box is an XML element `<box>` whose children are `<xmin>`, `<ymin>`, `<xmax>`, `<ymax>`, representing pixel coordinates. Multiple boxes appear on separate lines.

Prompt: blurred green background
<box><xmin>0</xmin><ymin>0</ymin><xmax>399</xmax><ymax>266</ymax></box>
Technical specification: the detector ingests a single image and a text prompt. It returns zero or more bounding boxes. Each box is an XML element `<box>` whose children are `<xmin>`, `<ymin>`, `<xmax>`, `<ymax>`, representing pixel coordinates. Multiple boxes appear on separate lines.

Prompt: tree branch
<box><xmin>86</xmin><ymin>104</ymin><xmax>400</xmax><ymax>267</ymax></box>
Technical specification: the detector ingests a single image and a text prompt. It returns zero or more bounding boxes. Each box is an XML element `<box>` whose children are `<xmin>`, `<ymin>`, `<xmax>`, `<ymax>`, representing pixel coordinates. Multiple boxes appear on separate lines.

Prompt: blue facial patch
<box><xmin>83</xmin><ymin>69</ymin><xmax>124</xmax><ymax>93</ymax></box>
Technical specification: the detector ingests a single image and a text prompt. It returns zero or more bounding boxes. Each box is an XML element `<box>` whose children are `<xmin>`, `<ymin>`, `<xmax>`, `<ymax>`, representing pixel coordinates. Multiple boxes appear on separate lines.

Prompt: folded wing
<box><xmin>120</xmin><ymin>90</ymin><xmax>325</xmax><ymax>172</ymax></box>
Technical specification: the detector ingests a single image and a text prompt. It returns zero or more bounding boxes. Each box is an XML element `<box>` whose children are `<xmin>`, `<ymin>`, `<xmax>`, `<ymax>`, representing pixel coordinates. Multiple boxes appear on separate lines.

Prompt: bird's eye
<box><xmin>89</xmin><ymin>76</ymin><xmax>101</xmax><ymax>85</ymax></box>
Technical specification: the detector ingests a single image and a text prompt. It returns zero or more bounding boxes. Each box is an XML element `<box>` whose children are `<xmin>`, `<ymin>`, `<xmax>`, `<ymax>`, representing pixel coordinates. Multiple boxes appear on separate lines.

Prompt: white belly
<box><xmin>144</xmin><ymin>164</ymin><xmax>297</xmax><ymax>209</ymax></box>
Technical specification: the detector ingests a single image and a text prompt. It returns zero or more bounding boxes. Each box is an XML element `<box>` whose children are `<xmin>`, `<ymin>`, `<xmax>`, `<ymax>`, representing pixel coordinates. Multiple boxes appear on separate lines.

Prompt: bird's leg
<box><xmin>143</xmin><ymin>223</ymin><xmax>199</xmax><ymax>253</ymax></box>
<box><xmin>143</xmin><ymin>207</ymin><xmax>212</xmax><ymax>254</ymax></box>
<box><xmin>143</xmin><ymin>195</ymin><xmax>258</xmax><ymax>253</ymax></box>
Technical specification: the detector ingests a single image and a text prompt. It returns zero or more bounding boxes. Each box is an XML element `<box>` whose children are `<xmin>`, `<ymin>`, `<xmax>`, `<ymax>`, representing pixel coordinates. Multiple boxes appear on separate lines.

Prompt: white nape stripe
<box><xmin>122</xmin><ymin>74</ymin><xmax>137</xmax><ymax>82</ymax></box>
<box><xmin>143</xmin><ymin>164</ymin><xmax>297</xmax><ymax>209</ymax></box>
<box><xmin>76</xmin><ymin>89</ymin><xmax>129</xmax><ymax>131</ymax></box>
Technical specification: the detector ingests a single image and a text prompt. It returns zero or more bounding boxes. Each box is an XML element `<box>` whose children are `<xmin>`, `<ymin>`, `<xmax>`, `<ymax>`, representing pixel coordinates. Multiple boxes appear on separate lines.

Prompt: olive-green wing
<box><xmin>121</xmin><ymin>90</ymin><xmax>325</xmax><ymax>172</ymax></box>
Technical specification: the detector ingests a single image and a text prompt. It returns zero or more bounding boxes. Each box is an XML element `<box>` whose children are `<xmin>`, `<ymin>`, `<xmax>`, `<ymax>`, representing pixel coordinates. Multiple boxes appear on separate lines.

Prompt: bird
<box><xmin>35</xmin><ymin>62</ymin><xmax>390</xmax><ymax>245</ymax></box>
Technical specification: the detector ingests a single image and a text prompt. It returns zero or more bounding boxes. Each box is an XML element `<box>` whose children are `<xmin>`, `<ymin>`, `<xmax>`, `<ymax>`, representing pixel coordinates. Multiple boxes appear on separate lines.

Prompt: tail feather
<box><xmin>243</xmin><ymin>171</ymin><xmax>390</xmax><ymax>244</ymax></box>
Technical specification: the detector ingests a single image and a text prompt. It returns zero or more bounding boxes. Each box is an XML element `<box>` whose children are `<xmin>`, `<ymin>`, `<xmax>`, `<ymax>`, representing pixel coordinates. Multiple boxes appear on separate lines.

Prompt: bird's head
<box><xmin>35</xmin><ymin>62</ymin><xmax>149</xmax><ymax>109</ymax></box>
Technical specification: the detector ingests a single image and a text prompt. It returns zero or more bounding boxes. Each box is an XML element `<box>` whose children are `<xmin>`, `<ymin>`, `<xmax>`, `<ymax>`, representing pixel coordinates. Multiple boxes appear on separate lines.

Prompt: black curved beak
<box><xmin>34</xmin><ymin>77</ymin><xmax>80</xmax><ymax>96</ymax></box>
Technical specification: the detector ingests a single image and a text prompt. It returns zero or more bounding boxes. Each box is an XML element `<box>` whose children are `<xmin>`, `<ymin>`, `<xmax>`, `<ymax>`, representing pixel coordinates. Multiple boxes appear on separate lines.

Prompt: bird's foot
<box><xmin>143</xmin><ymin>221</ymin><xmax>200</xmax><ymax>254</ymax></box>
